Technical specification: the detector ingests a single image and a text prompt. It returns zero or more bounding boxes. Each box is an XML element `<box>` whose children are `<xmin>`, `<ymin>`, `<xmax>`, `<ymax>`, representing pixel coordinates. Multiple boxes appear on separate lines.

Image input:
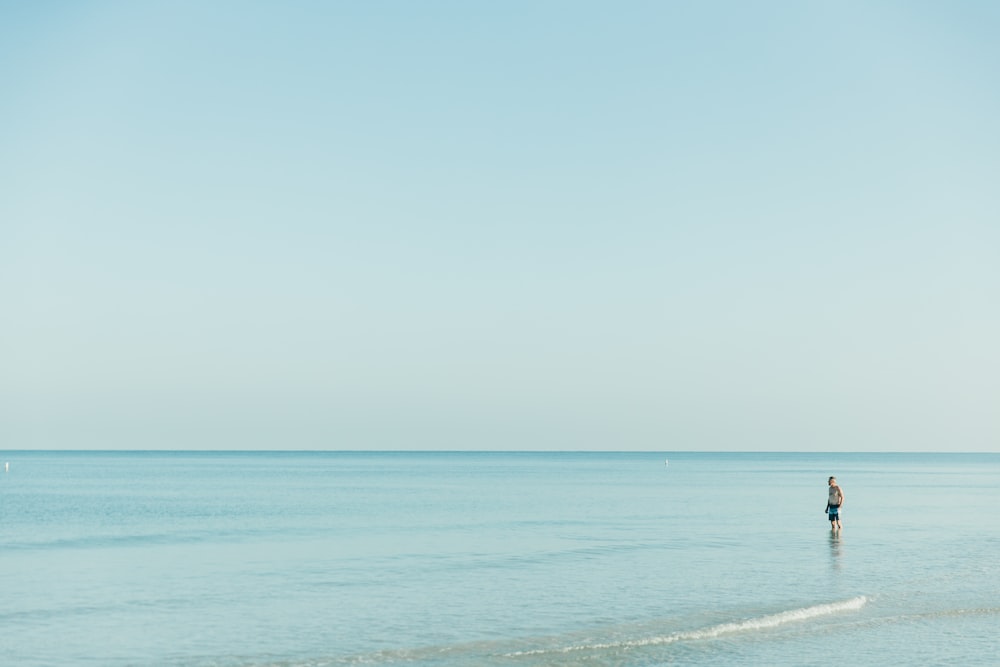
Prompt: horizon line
<box><xmin>2</xmin><ymin>449</ymin><xmax>997</xmax><ymax>455</ymax></box>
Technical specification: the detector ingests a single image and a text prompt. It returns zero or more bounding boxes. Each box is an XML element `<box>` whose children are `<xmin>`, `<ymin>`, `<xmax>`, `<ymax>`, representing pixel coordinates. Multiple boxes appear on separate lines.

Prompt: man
<box><xmin>826</xmin><ymin>476</ymin><xmax>844</xmax><ymax>531</ymax></box>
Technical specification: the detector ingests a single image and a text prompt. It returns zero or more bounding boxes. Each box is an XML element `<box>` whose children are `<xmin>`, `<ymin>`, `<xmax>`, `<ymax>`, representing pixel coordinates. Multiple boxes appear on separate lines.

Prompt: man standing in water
<box><xmin>826</xmin><ymin>476</ymin><xmax>844</xmax><ymax>530</ymax></box>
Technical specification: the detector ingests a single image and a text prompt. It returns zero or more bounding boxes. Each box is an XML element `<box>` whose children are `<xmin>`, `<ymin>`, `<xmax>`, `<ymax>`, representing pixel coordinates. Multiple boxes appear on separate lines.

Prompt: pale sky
<box><xmin>3</xmin><ymin>1</ymin><xmax>998</xmax><ymax>451</ymax></box>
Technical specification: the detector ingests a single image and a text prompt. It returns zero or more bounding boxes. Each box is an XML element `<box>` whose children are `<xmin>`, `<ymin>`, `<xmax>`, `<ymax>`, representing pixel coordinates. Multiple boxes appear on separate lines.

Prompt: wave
<box><xmin>2</xmin><ymin>525</ymin><xmax>308</xmax><ymax>551</ymax></box>
<box><xmin>509</xmin><ymin>596</ymin><xmax>868</xmax><ymax>656</ymax></box>
<box><xmin>288</xmin><ymin>597</ymin><xmax>1000</xmax><ymax>666</ymax></box>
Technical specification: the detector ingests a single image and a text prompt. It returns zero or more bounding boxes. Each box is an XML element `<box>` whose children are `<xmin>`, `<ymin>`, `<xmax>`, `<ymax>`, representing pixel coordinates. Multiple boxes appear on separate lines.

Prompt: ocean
<box><xmin>0</xmin><ymin>451</ymin><xmax>997</xmax><ymax>666</ymax></box>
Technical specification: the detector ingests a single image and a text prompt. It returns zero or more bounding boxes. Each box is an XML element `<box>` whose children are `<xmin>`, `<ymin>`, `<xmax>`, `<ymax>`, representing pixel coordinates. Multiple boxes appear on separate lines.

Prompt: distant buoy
<box><xmin>4</xmin><ymin>462</ymin><xmax>8</xmax><ymax>473</ymax></box>
<box><xmin>664</xmin><ymin>459</ymin><xmax>669</xmax><ymax>466</ymax></box>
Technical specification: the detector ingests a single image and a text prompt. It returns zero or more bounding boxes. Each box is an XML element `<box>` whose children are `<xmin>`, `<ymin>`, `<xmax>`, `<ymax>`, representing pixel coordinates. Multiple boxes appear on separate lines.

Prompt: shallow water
<box><xmin>1</xmin><ymin>451</ymin><xmax>997</xmax><ymax>666</ymax></box>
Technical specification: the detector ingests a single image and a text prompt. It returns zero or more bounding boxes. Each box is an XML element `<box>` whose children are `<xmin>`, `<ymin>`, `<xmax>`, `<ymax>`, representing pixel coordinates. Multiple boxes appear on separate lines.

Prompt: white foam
<box><xmin>510</xmin><ymin>596</ymin><xmax>868</xmax><ymax>656</ymax></box>
<box><xmin>635</xmin><ymin>595</ymin><xmax>869</xmax><ymax>647</ymax></box>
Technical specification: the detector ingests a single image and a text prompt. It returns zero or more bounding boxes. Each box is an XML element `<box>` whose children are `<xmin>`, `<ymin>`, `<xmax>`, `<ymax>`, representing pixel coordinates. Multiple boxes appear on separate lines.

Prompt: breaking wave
<box><xmin>509</xmin><ymin>596</ymin><xmax>868</xmax><ymax>656</ymax></box>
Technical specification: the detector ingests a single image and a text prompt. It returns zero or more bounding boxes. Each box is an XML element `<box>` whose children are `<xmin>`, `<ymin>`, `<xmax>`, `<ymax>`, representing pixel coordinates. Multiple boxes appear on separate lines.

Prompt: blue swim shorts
<box><xmin>828</xmin><ymin>506</ymin><xmax>840</xmax><ymax>521</ymax></box>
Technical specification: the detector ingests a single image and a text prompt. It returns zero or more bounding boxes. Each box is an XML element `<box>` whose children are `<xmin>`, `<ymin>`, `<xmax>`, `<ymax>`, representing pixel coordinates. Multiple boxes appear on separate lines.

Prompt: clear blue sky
<box><xmin>3</xmin><ymin>1</ymin><xmax>998</xmax><ymax>451</ymax></box>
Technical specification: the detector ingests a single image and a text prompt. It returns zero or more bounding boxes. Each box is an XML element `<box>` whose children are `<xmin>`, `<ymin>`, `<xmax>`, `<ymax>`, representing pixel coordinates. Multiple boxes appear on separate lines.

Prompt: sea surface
<box><xmin>1</xmin><ymin>451</ymin><xmax>997</xmax><ymax>666</ymax></box>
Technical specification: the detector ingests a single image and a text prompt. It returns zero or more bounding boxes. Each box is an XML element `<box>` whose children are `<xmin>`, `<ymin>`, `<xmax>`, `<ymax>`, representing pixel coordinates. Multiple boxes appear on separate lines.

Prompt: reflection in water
<box><xmin>829</xmin><ymin>530</ymin><xmax>843</xmax><ymax>570</ymax></box>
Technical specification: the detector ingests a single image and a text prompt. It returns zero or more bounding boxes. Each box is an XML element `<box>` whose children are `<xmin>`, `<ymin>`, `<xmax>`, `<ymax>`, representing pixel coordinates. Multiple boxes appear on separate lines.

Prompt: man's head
<box><xmin>828</xmin><ymin>476</ymin><xmax>836</xmax><ymax>485</ymax></box>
